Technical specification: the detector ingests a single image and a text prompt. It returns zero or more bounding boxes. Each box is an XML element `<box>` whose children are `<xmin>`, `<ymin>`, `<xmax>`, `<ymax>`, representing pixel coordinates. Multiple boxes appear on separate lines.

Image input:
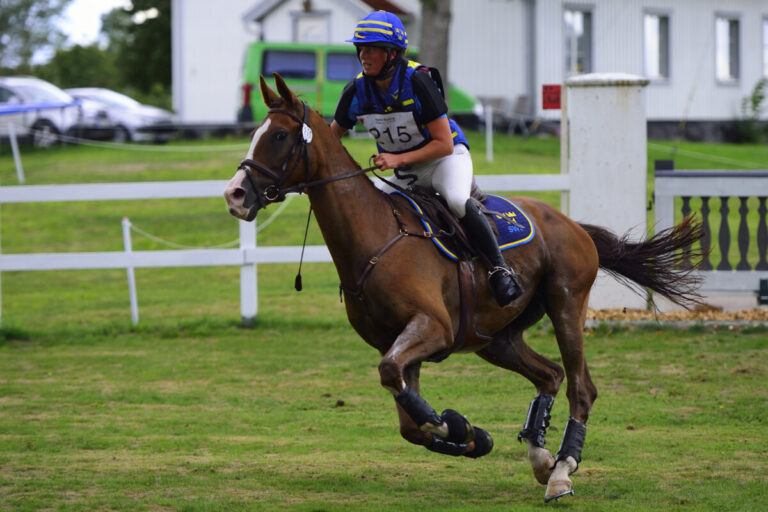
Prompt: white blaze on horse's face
<box><xmin>224</xmin><ymin>118</ymin><xmax>273</xmax><ymax>217</ymax></box>
<box><xmin>245</xmin><ymin>118</ymin><xmax>271</xmax><ymax>162</ymax></box>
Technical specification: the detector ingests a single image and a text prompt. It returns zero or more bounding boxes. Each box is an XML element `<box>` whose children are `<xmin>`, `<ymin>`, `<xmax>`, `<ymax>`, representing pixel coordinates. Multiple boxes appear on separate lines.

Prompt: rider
<box><xmin>330</xmin><ymin>10</ymin><xmax>523</xmax><ymax>306</ymax></box>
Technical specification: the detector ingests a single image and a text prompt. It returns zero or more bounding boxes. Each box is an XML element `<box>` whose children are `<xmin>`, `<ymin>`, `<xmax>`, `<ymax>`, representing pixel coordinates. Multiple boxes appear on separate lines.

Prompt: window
<box><xmin>644</xmin><ymin>12</ymin><xmax>670</xmax><ymax>80</ymax></box>
<box><xmin>564</xmin><ymin>7</ymin><xmax>593</xmax><ymax>75</ymax></box>
<box><xmin>326</xmin><ymin>52</ymin><xmax>361</xmax><ymax>81</ymax></box>
<box><xmin>262</xmin><ymin>50</ymin><xmax>316</xmax><ymax>79</ymax></box>
<box><xmin>763</xmin><ymin>16</ymin><xmax>768</xmax><ymax>77</ymax></box>
<box><xmin>715</xmin><ymin>15</ymin><xmax>740</xmax><ymax>82</ymax></box>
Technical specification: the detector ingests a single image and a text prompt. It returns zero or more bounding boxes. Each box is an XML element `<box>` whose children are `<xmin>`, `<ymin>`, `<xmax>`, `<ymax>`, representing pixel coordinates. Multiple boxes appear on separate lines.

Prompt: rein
<box><xmin>237</xmin><ymin>100</ymin><xmax>377</xmax><ymax>290</ymax></box>
<box><xmin>237</xmin><ymin>101</ymin><xmax>377</xmax><ymax>209</ymax></box>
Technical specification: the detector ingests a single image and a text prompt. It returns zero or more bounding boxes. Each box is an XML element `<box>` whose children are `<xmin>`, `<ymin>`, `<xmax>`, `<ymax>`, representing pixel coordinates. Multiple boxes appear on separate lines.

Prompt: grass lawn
<box><xmin>0</xmin><ymin>132</ymin><xmax>767</xmax><ymax>510</ymax></box>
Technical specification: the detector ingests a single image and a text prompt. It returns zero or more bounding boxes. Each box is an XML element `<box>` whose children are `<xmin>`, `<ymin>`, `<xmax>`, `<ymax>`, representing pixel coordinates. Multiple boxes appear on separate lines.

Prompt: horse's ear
<box><xmin>259</xmin><ymin>75</ymin><xmax>281</xmax><ymax>108</ymax></box>
<box><xmin>273</xmin><ymin>72</ymin><xmax>299</xmax><ymax>108</ymax></box>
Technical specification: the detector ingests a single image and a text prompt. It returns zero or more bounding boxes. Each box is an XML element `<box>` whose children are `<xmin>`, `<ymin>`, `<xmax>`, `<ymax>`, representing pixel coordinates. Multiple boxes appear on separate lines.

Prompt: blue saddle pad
<box><xmin>392</xmin><ymin>192</ymin><xmax>535</xmax><ymax>261</ymax></box>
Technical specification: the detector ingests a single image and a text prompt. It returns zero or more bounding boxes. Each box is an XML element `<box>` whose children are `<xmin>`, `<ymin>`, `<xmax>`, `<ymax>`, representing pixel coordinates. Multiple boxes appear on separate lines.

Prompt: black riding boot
<box><xmin>460</xmin><ymin>199</ymin><xmax>523</xmax><ymax>306</ymax></box>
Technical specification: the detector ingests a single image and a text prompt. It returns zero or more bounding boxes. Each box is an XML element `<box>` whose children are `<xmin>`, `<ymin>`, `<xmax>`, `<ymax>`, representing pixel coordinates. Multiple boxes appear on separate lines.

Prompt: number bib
<box><xmin>357</xmin><ymin>111</ymin><xmax>426</xmax><ymax>153</ymax></box>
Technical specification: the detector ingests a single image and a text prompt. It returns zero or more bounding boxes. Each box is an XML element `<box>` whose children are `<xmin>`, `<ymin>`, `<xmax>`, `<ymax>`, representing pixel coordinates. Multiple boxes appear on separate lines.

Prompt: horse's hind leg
<box><xmin>544</xmin><ymin>288</ymin><xmax>598</xmax><ymax>502</ymax></box>
<box><xmin>477</xmin><ymin>325</ymin><xmax>565</xmax><ymax>485</ymax></box>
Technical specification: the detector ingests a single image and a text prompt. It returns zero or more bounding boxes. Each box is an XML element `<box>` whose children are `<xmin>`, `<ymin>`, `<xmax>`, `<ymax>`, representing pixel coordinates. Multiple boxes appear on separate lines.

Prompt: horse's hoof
<box><xmin>532</xmin><ymin>454</ymin><xmax>555</xmax><ymax>485</ymax></box>
<box><xmin>544</xmin><ymin>479</ymin><xmax>574</xmax><ymax>502</ymax></box>
<box><xmin>463</xmin><ymin>426</ymin><xmax>493</xmax><ymax>458</ymax></box>
<box><xmin>526</xmin><ymin>444</ymin><xmax>555</xmax><ymax>485</ymax></box>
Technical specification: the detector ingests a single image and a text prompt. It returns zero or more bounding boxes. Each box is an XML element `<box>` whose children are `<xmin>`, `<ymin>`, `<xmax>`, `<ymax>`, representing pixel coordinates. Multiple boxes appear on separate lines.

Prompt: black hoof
<box><xmin>464</xmin><ymin>426</ymin><xmax>493</xmax><ymax>458</ymax></box>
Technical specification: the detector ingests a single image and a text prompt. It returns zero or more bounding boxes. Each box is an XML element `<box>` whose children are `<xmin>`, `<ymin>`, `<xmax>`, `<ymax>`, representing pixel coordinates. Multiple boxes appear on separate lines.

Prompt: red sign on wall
<box><xmin>542</xmin><ymin>84</ymin><xmax>561</xmax><ymax>110</ymax></box>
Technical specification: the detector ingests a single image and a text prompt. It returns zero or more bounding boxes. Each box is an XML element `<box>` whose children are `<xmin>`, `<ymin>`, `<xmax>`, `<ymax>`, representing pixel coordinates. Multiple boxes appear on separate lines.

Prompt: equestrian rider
<box><xmin>330</xmin><ymin>10</ymin><xmax>523</xmax><ymax>306</ymax></box>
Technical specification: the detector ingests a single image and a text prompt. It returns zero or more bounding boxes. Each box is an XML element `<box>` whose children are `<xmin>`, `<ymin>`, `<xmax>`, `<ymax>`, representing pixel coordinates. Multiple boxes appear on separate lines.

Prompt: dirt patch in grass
<box><xmin>588</xmin><ymin>307</ymin><xmax>768</xmax><ymax>324</ymax></box>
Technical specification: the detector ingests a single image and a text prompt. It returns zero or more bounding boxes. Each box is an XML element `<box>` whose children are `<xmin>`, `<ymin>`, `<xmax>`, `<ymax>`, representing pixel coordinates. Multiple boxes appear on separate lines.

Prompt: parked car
<box><xmin>65</xmin><ymin>88</ymin><xmax>175</xmax><ymax>143</ymax></box>
<box><xmin>238</xmin><ymin>42</ymin><xmax>484</xmax><ymax>129</ymax></box>
<box><xmin>0</xmin><ymin>76</ymin><xmax>113</xmax><ymax>147</ymax></box>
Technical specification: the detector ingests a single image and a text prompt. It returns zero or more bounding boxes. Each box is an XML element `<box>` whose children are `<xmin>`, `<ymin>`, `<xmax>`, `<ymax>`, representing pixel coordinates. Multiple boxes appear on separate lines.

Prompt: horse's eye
<box><xmin>273</xmin><ymin>130</ymin><xmax>288</xmax><ymax>142</ymax></box>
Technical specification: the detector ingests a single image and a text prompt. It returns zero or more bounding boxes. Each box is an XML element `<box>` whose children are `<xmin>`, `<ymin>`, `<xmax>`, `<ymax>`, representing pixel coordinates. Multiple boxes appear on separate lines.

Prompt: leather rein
<box><xmin>237</xmin><ymin>101</ymin><xmax>375</xmax><ymax>210</ymax></box>
<box><xmin>236</xmin><ymin>101</ymin><xmax>446</xmax><ymax>304</ymax></box>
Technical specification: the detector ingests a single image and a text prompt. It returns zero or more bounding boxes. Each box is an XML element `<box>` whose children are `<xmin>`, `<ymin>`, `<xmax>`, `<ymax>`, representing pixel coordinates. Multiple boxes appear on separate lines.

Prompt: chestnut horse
<box><xmin>224</xmin><ymin>74</ymin><xmax>702</xmax><ymax>502</ymax></box>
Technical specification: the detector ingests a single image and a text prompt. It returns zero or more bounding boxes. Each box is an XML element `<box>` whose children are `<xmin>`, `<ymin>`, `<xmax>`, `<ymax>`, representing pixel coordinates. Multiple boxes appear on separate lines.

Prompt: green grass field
<box><xmin>0</xmin><ymin>132</ymin><xmax>767</xmax><ymax>510</ymax></box>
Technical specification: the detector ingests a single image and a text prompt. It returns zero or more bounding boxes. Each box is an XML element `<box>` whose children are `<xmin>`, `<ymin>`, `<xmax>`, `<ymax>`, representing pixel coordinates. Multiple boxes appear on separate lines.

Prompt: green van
<box><xmin>238</xmin><ymin>41</ymin><xmax>482</xmax><ymax>128</ymax></box>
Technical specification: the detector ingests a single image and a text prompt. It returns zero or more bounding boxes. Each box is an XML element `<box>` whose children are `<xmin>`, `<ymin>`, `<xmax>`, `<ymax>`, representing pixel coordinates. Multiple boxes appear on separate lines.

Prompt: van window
<box><xmin>327</xmin><ymin>52</ymin><xmax>361</xmax><ymax>81</ymax></box>
<box><xmin>263</xmin><ymin>50</ymin><xmax>316</xmax><ymax>79</ymax></box>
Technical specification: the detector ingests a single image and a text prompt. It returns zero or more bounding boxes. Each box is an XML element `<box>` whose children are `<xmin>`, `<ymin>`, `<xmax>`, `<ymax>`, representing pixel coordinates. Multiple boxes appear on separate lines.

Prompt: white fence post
<box><xmin>122</xmin><ymin>217</ymin><xmax>139</xmax><ymax>325</ymax></box>
<box><xmin>485</xmin><ymin>105</ymin><xmax>493</xmax><ymax>163</ymax></box>
<box><xmin>239</xmin><ymin>219</ymin><xmax>257</xmax><ymax>324</ymax></box>
<box><xmin>565</xmin><ymin>73</ymin><xmax>650</xmax><ymax>310</ymax></box>
<box><xmin>8</xmin><ymin>123</ymin><xmax>25</xmax><ymax>184</ymax></box>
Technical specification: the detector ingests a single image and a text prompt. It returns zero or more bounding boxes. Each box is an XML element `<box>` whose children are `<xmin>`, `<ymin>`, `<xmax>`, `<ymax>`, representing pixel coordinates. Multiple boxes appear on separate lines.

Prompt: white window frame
<box><xmin>564</xmin><ymin>4</ymin><xmax>594</xmax><ymax>76</ymax></box>
<box><xmin>714</xmin><ymin>12</ymin><xmax>741</xmax><ymax>84</ymax></box>
<box><xmin>643</xmin><ymin>10</ymin><xmax>671</xmax><ymax>82</ymax></box>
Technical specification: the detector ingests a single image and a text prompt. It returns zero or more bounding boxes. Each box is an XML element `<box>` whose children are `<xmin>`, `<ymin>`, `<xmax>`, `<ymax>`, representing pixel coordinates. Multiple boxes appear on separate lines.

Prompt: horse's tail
<box><xmin>579</xmin><ymin>215</ymin><xmax>705</xmax><ymax>309</ymax></box>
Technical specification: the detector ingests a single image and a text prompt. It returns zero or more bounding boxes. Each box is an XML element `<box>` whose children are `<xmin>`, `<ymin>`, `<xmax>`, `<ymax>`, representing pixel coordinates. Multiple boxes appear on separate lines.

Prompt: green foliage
<box><xmin>113</xmin><ymin>0</ymin><xmax>171</xmax><ymax>97</ymax></box>
<box><xmin>738</xmin><ymin>78</ymin><xmax>768</xmax><ymax>144</ymax></box>
<box><xmin>0</xmin><ymin>0</ymin><xmax>71</xmax><ymax>69</ymax></box>
<box><xmin>36</xmin><ymin>43</ymin><xmax>119</xmax><ymax>89</ymax></box>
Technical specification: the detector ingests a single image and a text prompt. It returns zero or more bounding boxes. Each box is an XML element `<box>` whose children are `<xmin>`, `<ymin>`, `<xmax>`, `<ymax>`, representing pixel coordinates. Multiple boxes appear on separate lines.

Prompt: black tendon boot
<box><xmin>460</xmin><ymin>199</ymin><xmax>523</xmax><ymax>306</ymax></box>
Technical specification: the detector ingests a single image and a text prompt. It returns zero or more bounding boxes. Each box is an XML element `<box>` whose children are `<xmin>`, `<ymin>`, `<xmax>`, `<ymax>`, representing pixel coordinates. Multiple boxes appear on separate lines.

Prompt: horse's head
<box><xmin>224</xmin><ymin>73</ymin><xmax>317</xmax><ymax>221</ymax></box>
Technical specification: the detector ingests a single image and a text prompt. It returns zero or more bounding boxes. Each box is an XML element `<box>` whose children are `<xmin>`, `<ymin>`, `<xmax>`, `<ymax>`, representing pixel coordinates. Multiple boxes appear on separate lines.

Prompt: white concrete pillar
<box><xmin>565</xmin><ymin>73</ymin><xmax>650</xmax><ymax>310</ymax></box>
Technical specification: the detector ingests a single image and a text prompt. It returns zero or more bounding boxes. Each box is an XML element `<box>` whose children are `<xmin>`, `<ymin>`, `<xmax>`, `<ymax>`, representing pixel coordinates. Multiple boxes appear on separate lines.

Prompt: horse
<box><xmin>224</xmin><ymin>73</ymin><xmax>703</xmax><ymax>502</ymax></box>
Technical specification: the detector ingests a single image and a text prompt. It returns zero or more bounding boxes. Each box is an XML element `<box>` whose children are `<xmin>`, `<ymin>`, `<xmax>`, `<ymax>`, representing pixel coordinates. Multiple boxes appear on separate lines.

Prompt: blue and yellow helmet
<box><xmin>346</xmin><ymin>10</ymin><xmax>408</xmax><ymax>50</ymax></box>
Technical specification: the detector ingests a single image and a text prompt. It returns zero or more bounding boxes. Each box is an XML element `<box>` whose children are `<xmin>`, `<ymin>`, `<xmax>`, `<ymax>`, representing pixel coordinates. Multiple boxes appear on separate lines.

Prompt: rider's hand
<box><xmin>374</xmin><ymin>152</ymin><xmax>406</xmax><ymax>170</ymax></box>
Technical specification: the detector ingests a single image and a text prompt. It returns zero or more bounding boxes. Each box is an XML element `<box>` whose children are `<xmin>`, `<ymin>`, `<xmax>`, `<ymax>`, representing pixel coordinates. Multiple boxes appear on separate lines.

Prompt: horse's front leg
<box><xmin>379</xmin><ymin>313</ymin><xmax>493</xmax><ymax>458</ymax></box>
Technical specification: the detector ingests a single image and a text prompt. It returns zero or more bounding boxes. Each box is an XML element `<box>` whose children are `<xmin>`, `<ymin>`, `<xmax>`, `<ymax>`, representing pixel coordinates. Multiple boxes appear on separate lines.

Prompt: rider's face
<box><xmin>359</xmin><ymin>46</ymin><xmax>390</xmax><ymax>76</ymax></box>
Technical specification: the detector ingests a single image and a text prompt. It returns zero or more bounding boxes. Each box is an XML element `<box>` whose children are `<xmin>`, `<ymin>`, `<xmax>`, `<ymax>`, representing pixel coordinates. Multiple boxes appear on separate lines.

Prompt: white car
<box><xmin>65</xmin><ymin>87</ymin><xmax>175</xmax><ymax>143</ymax></box>
<box><xmin>0</xmin><ymin>76</ymin><xmax>87</xmax><ymax>147</ymax></box>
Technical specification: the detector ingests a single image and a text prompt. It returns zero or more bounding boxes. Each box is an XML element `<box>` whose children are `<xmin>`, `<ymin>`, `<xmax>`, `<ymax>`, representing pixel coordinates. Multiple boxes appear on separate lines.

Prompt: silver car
<box><xmin>65</xmin><ymin>87</ymin><xmax>175</xmax><ymax>143</ymax></box>
<box><xmin>0</xmin><ymin>76</ymin><xmax>85</xmax><ymax>147</ymax></box>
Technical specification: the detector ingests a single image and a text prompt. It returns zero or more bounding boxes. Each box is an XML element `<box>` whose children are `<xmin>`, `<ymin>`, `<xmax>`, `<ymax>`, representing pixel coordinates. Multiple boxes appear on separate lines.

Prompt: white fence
<box><xmin>0</xmin><ymin>174</ymin><xmax>569</xmax><ymax>325</ymax></box>
<box><xmin>654</xmin><ymin>169</ymin><xmax>768</xmax><ymax>296</ymax></box>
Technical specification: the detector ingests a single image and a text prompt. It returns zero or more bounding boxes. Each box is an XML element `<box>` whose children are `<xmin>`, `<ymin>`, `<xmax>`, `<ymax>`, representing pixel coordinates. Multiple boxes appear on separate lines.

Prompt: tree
<box><xmin>0</xmin><ymin>0</ymin><xmax>72</xmax><ymax>71</ymax></box>
<box><xmin>37</xmin><ymin>44</ymin><xmax>119</xmax><ymax>89</ymax></box>
<box><xmin>418</xmin><ymin>0</ymin><xmax>451</xmax><ymax>81</ymax></box>
<box><xmin>112</xmin><ymin>0</ymin><xmax>171</xmax><ymax>96</ymax></box>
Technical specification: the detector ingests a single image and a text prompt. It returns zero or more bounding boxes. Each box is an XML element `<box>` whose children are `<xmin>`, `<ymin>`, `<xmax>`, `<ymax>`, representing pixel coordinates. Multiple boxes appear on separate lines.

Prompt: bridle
<box><xmin>237</xmin><ymin>100</ymin><xmax>375</xmax><ymax>211</ymax></box>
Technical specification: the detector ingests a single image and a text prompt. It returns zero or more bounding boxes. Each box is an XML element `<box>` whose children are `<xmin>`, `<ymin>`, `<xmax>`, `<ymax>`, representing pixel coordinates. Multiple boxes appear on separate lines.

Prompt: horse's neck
<box><xmin>307</xmin><ymin>141</ymin><xmax>393</xmax><ymax>279</ymax></box>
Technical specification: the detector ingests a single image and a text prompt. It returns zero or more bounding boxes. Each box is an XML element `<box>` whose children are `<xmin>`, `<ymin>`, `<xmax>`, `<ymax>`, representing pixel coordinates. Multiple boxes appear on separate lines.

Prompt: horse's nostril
<box><xmin>233</xmin><ymin>188</ymin><xmax>245</xmax><ymax>200</ymax></box>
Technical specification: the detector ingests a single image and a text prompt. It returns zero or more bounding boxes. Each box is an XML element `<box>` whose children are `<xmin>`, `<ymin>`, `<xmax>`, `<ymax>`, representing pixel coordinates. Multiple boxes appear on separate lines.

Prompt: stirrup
<box><xmin>488</xmin><ymin>266</ymin><xmax>515</xmax><ymax>279</ymax></box>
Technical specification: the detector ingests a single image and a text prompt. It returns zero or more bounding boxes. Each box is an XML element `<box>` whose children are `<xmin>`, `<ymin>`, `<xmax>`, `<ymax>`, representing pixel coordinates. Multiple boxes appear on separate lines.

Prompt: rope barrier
<box><xmin>126</xmin><ymin>194</ymin><xmax>297</xmax><ymax>249</ymax></box>
<box><xmin>54</xmin><ymin>131</ymin><xmax>247</xmax><ymax>153</ymax></box>
<box><xmin>647</xmin><ymin>142</ymin><xmax>765</xmax><ymax>169</ymax></box>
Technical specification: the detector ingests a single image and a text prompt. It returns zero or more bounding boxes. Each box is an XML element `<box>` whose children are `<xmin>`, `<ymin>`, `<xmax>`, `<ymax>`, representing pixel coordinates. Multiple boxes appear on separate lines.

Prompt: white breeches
<box><xmin>377</xmin><ymin>144</ymin><xmax>474</xmax><ymax>218</ymax></box>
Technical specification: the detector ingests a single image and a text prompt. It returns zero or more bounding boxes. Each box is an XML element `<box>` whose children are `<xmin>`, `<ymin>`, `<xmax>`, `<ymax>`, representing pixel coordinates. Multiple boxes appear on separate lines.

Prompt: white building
<box><xmin>172</xmin><ymin>0</ymin><xmax>768</xmax><ymax>139</ymax></box>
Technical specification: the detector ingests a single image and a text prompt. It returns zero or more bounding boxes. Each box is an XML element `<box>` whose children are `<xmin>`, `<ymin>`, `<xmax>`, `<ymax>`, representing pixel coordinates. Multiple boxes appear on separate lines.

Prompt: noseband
<box><xmin>237</xmin><ymin>101</ymin><xmax>376</xmax><ymax>211</ymax></box>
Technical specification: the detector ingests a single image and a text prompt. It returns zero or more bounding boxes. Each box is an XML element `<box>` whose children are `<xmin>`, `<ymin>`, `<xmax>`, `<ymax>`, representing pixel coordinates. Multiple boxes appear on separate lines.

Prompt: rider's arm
<box><xmin>330</xmin><ymin>120</ymin><xmax>348</xmax><ymax>138</ymax></box>
<box><xmin>374</xmin><ymin>115</ymin><xmax>453</xmax><ymax>169</ymax></box>
<box><xmin>331</xmin><ymin>80</ymin><xmax>357</xmax><ymax>138</ymax></box>
<box><xmin>374</xmin><ymin>68</ymin><xmax>454</xmax><ymax>170</ymax></box>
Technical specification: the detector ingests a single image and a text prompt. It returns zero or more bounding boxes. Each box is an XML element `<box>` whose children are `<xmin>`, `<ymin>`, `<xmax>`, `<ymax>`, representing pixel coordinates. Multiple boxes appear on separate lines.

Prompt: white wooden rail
<box><xmin>0</xmin><ymin>174</ymin><xmax>569</xmax><ymax>324</ymax></box>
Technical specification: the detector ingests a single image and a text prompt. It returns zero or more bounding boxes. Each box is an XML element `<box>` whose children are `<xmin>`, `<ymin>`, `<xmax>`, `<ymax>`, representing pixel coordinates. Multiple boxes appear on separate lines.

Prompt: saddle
<box><xmin>386</xmin><ymin>179</ymin><xmax>522</xmax><ymax>362</ymax></box>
